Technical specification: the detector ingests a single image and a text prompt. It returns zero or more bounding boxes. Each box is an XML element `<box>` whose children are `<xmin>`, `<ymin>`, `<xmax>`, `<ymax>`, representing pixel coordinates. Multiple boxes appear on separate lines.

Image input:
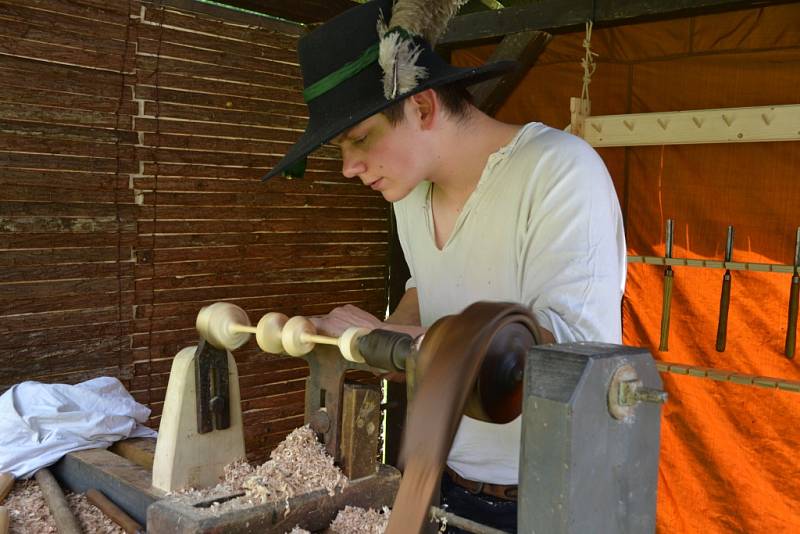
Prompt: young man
<box><xmin>264</xmin><ymin>1</ymin><xmax>626</xmax><ymax>531</ymax></box>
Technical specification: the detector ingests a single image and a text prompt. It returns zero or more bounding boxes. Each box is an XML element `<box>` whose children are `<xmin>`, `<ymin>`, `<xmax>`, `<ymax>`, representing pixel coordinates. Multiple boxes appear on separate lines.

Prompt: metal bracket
<box><xmin>608</xmin><ymin>364</ymin><xmax>667</xmax><ymax>420</ymax></box>
<box><xmin>194</xmin><ymin>340</ymin><xmax>231</xmax><ymax>434</ymax></box>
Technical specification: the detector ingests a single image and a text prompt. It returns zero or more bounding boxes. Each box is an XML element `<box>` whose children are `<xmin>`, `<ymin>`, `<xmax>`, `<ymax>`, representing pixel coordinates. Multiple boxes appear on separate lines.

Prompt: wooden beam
<box><xmin>440</xmin><ymin>0</ymin><xmax>794</xmax><ymax>45</ymax></box>
<box><xmin>470</xmin><ymin>30</ymin><xmax>552</xmax><ymax>116</ymax></box>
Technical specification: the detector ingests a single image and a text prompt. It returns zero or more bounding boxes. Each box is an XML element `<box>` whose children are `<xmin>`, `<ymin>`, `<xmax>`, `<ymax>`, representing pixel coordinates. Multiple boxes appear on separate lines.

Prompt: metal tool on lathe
<box><xmin>786</xmin><ymin>227</ymin><xmax>800</xmax><ymax>359</ymax></box>
<box><xmin>659</xmin><ymin>218</ymin><xmax>675</xmax><ymax>351</ymax></box>
<box><xmin>716</xmin><ymin>225</ymin><xmax>735</xmax><ymax>352</ymax></box>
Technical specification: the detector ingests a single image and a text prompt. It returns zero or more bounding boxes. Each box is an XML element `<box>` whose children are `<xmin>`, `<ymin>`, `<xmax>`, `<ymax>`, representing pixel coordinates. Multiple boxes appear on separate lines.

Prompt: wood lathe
<box><xmin>51</xmin><ymin>301</ymin><xmax>666</xmax><ymax>534</ymax></box>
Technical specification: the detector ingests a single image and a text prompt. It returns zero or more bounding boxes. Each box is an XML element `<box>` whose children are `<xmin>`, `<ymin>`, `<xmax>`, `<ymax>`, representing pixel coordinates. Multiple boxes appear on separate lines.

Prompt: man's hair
<box><xmin>381</xmin><ymin>82</ymin><xmax>474</xmax><ymax>125</ymax></box>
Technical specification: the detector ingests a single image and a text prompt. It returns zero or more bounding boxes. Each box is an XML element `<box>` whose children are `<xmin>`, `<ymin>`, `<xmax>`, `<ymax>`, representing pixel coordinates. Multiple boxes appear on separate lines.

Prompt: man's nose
<box><xmin>341</xmin><ymin>153</ymin><xmax>366</xmax><ymax>179</ymax></box>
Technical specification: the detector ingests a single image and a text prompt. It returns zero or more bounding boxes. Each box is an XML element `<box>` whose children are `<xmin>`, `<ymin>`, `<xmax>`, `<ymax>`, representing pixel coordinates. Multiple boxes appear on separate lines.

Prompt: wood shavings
<box><xmin>329</xmin><ymin>505</ymin><xmax>391</xmax><ymax>534</ymax></box>
<box><xmin>66</xmin><ymin>492</ymin><xmax>125</xmax><ymax>534</ymax></box>
<box><xmin>242</xmin><ymin>425</ymin><xmax>347</xmax><ymax>507</ymax></box>
<box><xmin>165</xmin><ymin>425</ymin><xmax>347</xmax><ymax>517</ymax></box>
<box><xmin>4</xmin><ymin>479</ymin><xmax>123</xmax><ymax>534</ymax></box>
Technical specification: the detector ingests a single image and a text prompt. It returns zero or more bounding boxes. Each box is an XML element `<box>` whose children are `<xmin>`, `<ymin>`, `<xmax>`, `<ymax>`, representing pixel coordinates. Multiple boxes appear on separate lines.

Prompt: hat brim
<box><xmin>262</xmin><ymin>60</ymin><xmax>516</xmax><ymax>180</ymax></box>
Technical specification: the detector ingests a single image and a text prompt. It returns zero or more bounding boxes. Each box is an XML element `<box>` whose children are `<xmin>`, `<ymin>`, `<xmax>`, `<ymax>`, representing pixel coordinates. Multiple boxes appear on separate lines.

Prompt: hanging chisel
<box><xmin>659</xmin><ymin>219</ymin><xmax>674</xmax><ymax>352</ymax></box>
<box><xmin>715</xmin><ymin>226</ymin><xmax>735</xmax><ymax>352</ymax></box>
<box><xmin>785</xmin><ymin>227</ymin><xmax>800</xmax><ymax>359</ymax></box>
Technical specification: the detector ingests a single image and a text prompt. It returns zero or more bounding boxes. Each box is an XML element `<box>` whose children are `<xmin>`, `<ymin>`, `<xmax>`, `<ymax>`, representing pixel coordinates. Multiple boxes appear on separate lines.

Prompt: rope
<box><xmin>580</xmin><ymin>20</ymin><xmax>598</xmax><ymax>103</ymax></box>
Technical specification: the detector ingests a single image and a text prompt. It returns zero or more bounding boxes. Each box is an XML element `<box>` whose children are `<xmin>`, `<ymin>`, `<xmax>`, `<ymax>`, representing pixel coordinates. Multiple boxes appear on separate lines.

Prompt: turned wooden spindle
<box><xmin>195</xmin><ymin>302</ymin><xmax>367</xmax><ymax>361</ymax></box>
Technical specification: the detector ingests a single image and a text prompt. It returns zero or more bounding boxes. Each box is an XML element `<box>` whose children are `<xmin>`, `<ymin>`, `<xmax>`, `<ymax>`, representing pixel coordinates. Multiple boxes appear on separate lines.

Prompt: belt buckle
<box><xmin>468</xmin><ymin>481</ymin><xmax>484</xmax><ymax>495</ymax></box>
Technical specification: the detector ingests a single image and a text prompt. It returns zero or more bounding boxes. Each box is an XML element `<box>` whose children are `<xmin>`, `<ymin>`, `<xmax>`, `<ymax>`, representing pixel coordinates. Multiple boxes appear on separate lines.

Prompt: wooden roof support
<box><xmin>440</xmin><ymin>0</ymin><xmax>795</xmax><ymax>45</ymax></box>
<box><xmin>469</xmin><ymin>30</ymin><xmax>553</xmax><ymax>116</ymax></box>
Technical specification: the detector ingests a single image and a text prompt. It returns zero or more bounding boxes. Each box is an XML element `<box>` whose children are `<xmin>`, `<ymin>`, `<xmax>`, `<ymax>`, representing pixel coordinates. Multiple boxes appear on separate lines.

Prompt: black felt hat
<box><xmin>263</xmin><ymin>0</ymin><xmax>514</xmax><ymax>180</ymax></box>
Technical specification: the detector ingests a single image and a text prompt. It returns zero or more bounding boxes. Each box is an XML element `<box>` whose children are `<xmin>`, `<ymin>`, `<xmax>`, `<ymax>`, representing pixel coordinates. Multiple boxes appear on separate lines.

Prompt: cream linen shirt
<box><xmin>392</xmin><ymin>122</ymin><xmax>626</xmax><ymax>484</ymax></box>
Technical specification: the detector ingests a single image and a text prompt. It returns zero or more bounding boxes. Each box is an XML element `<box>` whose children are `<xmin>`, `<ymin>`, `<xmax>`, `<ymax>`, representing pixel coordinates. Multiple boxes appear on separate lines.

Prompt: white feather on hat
<box><xmin>377</xmin><ymin>0</ymin><xmax>469</xmax><ymax>99</ymax></box>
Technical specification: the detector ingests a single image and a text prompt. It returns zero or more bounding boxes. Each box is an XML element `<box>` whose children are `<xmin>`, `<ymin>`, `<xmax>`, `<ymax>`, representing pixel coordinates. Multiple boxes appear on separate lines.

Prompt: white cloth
<box><xmin>0</xmin><ymin>377</ymin><xmax>157</xmax><ymax>478</ymax></box>
<box><xmin>393</xmin><ymin>122</ymin><xmax>626</xmax><ymax>484</ymax></box>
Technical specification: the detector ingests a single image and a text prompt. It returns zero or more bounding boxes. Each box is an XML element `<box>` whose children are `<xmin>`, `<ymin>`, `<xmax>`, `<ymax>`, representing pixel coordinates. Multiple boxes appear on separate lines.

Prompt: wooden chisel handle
<box><xmin>86</xmin><ymin>489</ymin><xmax>144</xmax><ymax>534</ymax></box>
<box><xmin>659</xmin><ymin>268</ymin><xmax>674</xmax><ymax>352</ymax></box>
<box><xmin>786</xmin><ymin>274</ymin><xmax>799</xmax><ymax>359</ymax></box>
<box><xmin>0</xmin><ymin>473</ymin><xmax>13</xmax><ymax>503</ymax></box>
<box><xmin>716</xmin><ymin>271</ymin><xmax>732</xmax><ymax>352</ymax></box>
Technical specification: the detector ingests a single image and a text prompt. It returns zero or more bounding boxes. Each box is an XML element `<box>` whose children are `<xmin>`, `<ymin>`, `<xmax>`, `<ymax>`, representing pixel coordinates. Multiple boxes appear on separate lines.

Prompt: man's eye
<box><xmin>353</xmin><ymin>134</ymin><xmax>367</xmax><ymax>145</ymax></box>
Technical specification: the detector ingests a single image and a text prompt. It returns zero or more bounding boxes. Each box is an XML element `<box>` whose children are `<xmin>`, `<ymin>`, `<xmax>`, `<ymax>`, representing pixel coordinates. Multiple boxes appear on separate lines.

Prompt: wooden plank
<box><xmin>130</xmin><ymin>176</ymin><xmax>377</xmax><ymax>199</ymax></box>
<box><xmin>0</xmin><ymin>261</ymin><xmax>135</xmax><ymax>283</ymax></box>
<box><xmin>138</xmin><ymin>133</ymin><xmax>309</xmax><ymax>158</ymax></box>
<box><xmin>440</xmin><ymin>0</ymin><xmax>796</xmax><ymax>44</ymax></box>
<box><xmin>0</xmin><ymin>133</ymin><xmax>135</xmax><ymax>160</ymax></box>
<box><xmin>136</xmin><ymin>23</ymin><xmax>298</xmax><ymax>64</ymax></box>
<box><xmin>0</xmin><ymin>337</ymin><xmax>131</xmax><ymax>378</ymax></box>
<box><xmin>470</xmin><ymin>31</ymin><xmax>552</xmax><ymax>116</ymax></box>
<box><xmin>136</xmin><ymin>218</ymin><xmax>386</xmax><ymax>234</ymax></box>
<box><xmin>138</xmin><ymin>231</ymin><xmax>388</xmax><ymax>249</ymax></box>
<box><xmin>131</xmin><ymin>174</ymin><xmax>367</xmax><ymax>194</ymax></box>
<box><xmin>0</xmin><ymin>245</ymin><xmax>130</xmax><ymax>266</ymax></box>
<box><xmin>0</xmin><ymin>53</ymin><xmax>123</xmax><ymax>89</ymax></box>
<box><xmin>0</xmin><ymin>83</ymin><xmax>134</xmax><ymax>115</ymax></box>
<box><xmin>131</xmin><ymin>279</ymin><xmax>385</xmax><ymax>309</ymax></box>
<box><xmin>0</xmin><ymin>34</ymin><xmax>130</xmax><ymax>72</ymax></box>
<box><xmin>141</xmin><ymin>260</ymin><xmax>385</xmax><ymax>283</ymax></box>
<box><xmin>0</xmin><ymin>119</ymin><xmax>137</xmax><ymax>145</ymax></box>
<box><xmin>135</xmin><ymin>147</ymin><xmax>322</xmax><ymax>168</ymax></box>
<box><xmin>0</xmin><ymin>291</ymin><xmax>135</xmax><ymax>315</ymax></box>
<box><xmin>134</xmin><ymin>75</ymin><xmax>303</xmax><ymax>107</ymax></box>
<box><xmin>134</xmin><ymin>242</ymin><xmax>384</xmax><ymax>263</ymax></box>
<box><xmin>144</xmin><ymin>0</ymin><xmax>303</xmax><ymax>39</ymax></box>
<box><xmin>0</xmin><ymin>214</ymin><xmax>135</xmax><ymax>234</ymax></box>
<box><xmin>0</xmin><ymin>233</ymin><xmax>135</xmax><ymax>251</ymax></box>
<box><xmin>0</xmin><ymin>307</ymin><xmax>131</xmax><ymax>334</ymax></box>
<box><xmin>136</xmin><ymin>56</ymin><xmax>301</xmax><ymax>90</ymax></box>
<box><xmin>133</xmin><ymin>287</ymin><xmax>386</xmax><ymax>320</ymax></box>
<box><xmin>138</xmin><ymin>206</ymin><xmax>384</xmax><ymax>222</ymax></box>
<box><xmin>0</xmin><ymin>17</ymin><xmax>127</xmax><ymax>56</ymax></box>
<box><xmin>2</xmin><ymin>185</ymin><xmax>135</xmax><ymax>205</ymax></box>
<box><xmin>0</xmin><ymin>276</ymin><xmax>134</xmax><ymax>300</ymax></box>
<box><xmin>0</xmin><ymin>320</ymin><xmax>135</xmax><ymax>350</ymax></box>
<box><xmin>0</xmin><ymin>169</ymin><xmax>127</xmax><ymax>190</ymax></box>
<box><xmin>1</xmin><ymin>0</ymin><xmax>130</xmax><ymax>26</ymax></box>
<box><xmin>0</xmin><ymin>363</ymin><xmax>134</xmax><ymax>394</ymax></box>
<box><xmin>140</xmin><ymin>101</ymin><xmax>306</xmax><ymax>129</ymax></box>
<box><xmin>134</xmin><ymin>117</ymin><xmax>302</xmax><ymax>144</ymax></box>
<box><xmin>134</xmin><ymin>85</ymin><xmax>306</xmax><ymax>117</ymax></box>
<box><xmin>0</xmin><ymin>102</ymin><xmax>132</xmax><ymax>131</ymax></box>
<box><xmin>1</xmin><ymin>202</ymin><xmax>136</xmax><ymax>219</ymax></box>
<box><xmin>51</xmin><ymin>447</ymin><xmax>163</xmax><ymax>528</ymax></box>
<box><xmin>0</xmin><ymin>1</ymin><xmax>130</xmax><ymax>42</ymax></box>
<box><xmin>135</xmin><ymin>37</ymin><xmax>299</xmax><ymax>77</ymax></box>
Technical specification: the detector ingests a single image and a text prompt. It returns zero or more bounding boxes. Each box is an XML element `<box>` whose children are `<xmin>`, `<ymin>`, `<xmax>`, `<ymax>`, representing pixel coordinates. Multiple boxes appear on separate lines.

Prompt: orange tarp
<box><xmin>457</xmin><ymin>5</ymin><xmax>800</xmax><ymax>532</ymax></box>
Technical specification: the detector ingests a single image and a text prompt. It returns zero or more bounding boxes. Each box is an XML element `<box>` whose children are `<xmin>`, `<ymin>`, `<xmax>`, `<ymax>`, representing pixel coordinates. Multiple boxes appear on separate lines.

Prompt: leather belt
<box><xmin>445</xmin><ymin>467</ymin><xmax>518</xmax><ymax>501</ymax></box>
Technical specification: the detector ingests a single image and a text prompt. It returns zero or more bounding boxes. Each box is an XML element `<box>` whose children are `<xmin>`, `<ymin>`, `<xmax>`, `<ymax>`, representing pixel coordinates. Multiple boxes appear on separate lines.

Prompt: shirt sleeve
<box><xmin>517</xmin><ymin>134</ymin><xmax>626</xmax><ymax>344</ymax></box>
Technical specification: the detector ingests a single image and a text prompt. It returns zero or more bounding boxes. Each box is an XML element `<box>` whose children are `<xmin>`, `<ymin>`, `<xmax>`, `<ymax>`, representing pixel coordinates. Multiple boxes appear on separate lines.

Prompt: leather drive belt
<box><xmin>386</xmin><ymin>302</ymin><xmax>541</xmax><ymax>534</ymax></box>
<box><xmin>445</xmin><ymin>467</ymin><xmax>518</xmax><ymax>501</ymax></box>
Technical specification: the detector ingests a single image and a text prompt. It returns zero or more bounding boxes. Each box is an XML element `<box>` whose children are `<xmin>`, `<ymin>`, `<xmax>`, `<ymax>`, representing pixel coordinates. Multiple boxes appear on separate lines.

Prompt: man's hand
<box><xmin>309</xmin><ymin>304</ymin><xmax>382</xmax><ymax>337</ymax></box>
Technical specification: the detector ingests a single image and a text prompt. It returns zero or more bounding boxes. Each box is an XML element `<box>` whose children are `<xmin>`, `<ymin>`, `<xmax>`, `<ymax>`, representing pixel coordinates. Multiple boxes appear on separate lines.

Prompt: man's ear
<box><xmin>409</xmin><ymin>89</ymin><xmax>438</xmax><ymax>130</ymax></box>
